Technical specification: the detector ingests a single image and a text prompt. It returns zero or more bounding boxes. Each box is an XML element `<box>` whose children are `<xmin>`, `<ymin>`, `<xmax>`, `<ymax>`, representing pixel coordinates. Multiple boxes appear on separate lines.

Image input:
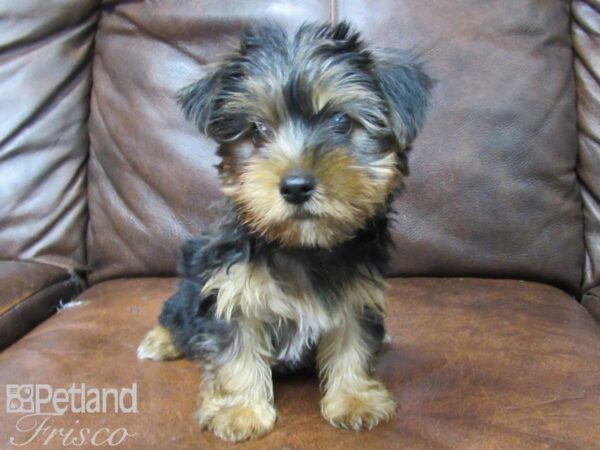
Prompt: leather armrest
<box><xmin>0</xmin><ymin>261</ymin><xmax>83</xmax><ymax>350</ymax></box>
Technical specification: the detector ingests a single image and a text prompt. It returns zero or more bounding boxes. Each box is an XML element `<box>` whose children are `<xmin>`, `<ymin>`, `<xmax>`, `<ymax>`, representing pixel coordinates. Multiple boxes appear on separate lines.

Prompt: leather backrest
<box><xmin>0</xmin><ymin>0</ymin><xmax>99</xmax><ymax>273</ymax></box>
<box><xmin>87</xmin><ymin>0</ymin><xmax>584</xmax><ymax>292</ymax></box>
<box><xmin>342</xmin><ymin>0</ymin><xmax>583</xmax><ymax>292</ymax></box>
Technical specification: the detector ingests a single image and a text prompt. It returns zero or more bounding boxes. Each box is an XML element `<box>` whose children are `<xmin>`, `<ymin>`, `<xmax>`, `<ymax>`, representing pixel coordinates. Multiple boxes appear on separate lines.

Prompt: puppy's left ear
<box><xmin>374</xmin><ymin>50</ymin><xmax>434</xmax><ymax>148</ymax></box>
<box><xmin>177</xmin><ymin>65</ymin><xmax>223</xmax><ymax>136</ymax></box>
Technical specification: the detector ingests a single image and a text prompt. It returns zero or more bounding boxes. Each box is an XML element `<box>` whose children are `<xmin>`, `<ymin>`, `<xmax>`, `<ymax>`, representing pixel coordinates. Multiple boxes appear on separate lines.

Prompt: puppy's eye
<box><xmin>331</xmin><ymin>112</ymin><xmax>352</xmax><ymax>134</ymax></box>
<box><xmin>251</xmin><ymin>121</ymin><xmax>271</xmax><ymax>147</ymax></box>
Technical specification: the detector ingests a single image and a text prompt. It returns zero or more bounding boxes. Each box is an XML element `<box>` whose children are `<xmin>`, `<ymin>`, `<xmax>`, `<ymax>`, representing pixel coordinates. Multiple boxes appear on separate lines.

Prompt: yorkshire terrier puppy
<box><xmin>138</xmin><ymin>21</ymin><xmax>432</xmax><ymax>442</ymax></box>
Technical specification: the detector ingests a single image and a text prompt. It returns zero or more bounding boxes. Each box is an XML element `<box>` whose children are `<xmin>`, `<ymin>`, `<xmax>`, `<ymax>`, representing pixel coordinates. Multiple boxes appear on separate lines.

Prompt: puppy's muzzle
<box><xmin>280</xmin><ymin>169</ymin><xmax>316</xmax><ymax>205</ymax></box>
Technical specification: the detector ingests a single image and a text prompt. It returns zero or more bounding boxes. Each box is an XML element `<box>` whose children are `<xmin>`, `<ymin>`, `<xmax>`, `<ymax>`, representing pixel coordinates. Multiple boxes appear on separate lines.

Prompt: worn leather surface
<box><xmin>573</xmin><ymin>0</ymin><xmax>600</xmax><ymax>292</ymax></box>
<box><xmin>86</xmin><ymin>0</ymin><xmax>584</xmax><ymax>293</ymax></box>
<box><xmin>1</xmin><ymin>277</ymin><xmax>598</xmax><ymax>449</ymax></box>
<box><xmin>0</xmin><ymin>277</ymin><xmax>82</xmax><ymax>350</ymax></box>
<box><xmin>0</xmin><ymin>260</ymin><xmax>68</xmax><ymax>315</ymax></box>
<box><xmin>0</xmin><ymin>0</ymin><xmax>100</xmax><ymax>273</ymax></box>
<box><xmin>0</xmin><ymin>260</ymin><xmax>82</xmax><ymax>349</ymax></box>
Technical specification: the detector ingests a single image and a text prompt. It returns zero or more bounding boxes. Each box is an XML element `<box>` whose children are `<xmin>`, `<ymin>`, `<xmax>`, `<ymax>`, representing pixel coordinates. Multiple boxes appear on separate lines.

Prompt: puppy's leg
<box><xmin>137</xmin><ymin>325</ymin><xmax>183</xmax><ymax>361</ymax></box>
<box><xmin>318</xmin><ymin>306</ymin><xmax>395</xmax><ymax>430</ymax></box>
<box><xmin>198</xmin><ymin>323</ymin><xmax>275</xmax><ymax>442</ymax></box>
<box><xmin>138</xmin><ymin>279</ymin><xmax>204</xmax><ymax>361</ymax></box>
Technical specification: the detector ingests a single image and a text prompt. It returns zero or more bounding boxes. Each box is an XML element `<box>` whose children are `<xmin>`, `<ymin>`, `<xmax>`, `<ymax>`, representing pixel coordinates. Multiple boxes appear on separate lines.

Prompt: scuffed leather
<box><xmin>1</xmin><ymin>278</ymin><xmax>599</xmax><ymax>448</ymax></box>
<box><xmin>573</xmin><ymin>0</ymin><xmax>600</xmax><ymax>292</ymax></box>
<box><xmin>0</xmin><ymin>0</ymin><xmax>100</xmax><ymax>273</ymax></box>
<box><xmin>87</xmin><ymin>0</ymin><xmax>584</xmax><ymax>294</ymax></box>
<box><xmin>0</xmin><ymin>261</ymin><xmax>83</xmax><ymax>349</ymax></box>
<box><xmin>0</xmin><ymin>260</ymin><xmax>69</xmax><ymax>314</ymax></box>
<box><xmin>0</xmin><ymin>278</ymin><xmax>82</xmax><ymax>350</ymax></box>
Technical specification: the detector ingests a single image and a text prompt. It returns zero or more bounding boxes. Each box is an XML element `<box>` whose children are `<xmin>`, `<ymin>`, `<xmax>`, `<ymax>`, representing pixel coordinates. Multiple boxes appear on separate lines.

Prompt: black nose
<box><xmin>280</xmin><ymin>170</ymin><xmax>316</xmax><ymax>205</ymax></box>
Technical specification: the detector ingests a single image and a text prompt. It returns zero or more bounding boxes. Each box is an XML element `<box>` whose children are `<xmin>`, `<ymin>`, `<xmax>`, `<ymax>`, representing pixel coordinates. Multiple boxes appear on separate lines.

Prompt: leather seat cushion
<box><xmin>1</xmin><ymin>277</ymin><xmax>599</xmax><ymax>449</ymax></box>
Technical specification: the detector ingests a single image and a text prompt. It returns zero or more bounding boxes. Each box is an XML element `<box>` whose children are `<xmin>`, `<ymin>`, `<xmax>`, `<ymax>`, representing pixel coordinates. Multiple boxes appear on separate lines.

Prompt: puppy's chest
<box><xmin>202</xmin><ymin>258</ymin><xmax>333</xmax><ymax>365</ymax></box>
<box><xmin>202</xmin><ymin>258</ymin><xmax>335</xmax><ymax>331</ymax></box>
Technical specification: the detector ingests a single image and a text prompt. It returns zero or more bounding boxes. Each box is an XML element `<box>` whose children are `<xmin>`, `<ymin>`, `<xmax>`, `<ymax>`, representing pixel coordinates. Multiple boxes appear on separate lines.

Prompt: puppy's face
<box><xmin>181</xmin><ymin>22</ymin><xmax>432</xmax><ymax>248</ymax></box>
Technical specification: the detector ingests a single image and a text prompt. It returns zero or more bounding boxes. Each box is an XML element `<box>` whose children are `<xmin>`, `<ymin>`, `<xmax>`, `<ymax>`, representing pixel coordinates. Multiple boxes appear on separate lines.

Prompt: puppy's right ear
<box><xmin>374</xmin><ymin>50</ymin><xmax>434</xmax><ymax>149</ymax></box>
<box><xmin>177</xmin><ymin>66</ymin><xmax>223</xmax><ymax>135</ymax></box>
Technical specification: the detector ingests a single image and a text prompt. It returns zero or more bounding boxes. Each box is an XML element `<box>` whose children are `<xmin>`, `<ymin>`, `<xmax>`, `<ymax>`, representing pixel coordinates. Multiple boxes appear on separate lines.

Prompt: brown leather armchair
<box><xmin>1</xmin><ymin>1</ymin><xmax>600</xmax><ymax>448</ymax></box>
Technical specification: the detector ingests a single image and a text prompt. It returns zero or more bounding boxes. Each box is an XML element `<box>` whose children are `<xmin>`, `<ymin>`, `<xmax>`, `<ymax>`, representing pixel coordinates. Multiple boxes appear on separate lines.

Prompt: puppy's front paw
<box><xmin>198</xmin><ymin>399</ymin><xmax>276</xmax><ymax>442</ymax></box>
<box><xmin>137</xmin><ymin>326</ymin><xmax>183</xmax><ymax>361</ymax></box>
<box><xmin>321</xmin><ymin>380</ymin><xmax>396</xmax><ymax>431</ymax></box>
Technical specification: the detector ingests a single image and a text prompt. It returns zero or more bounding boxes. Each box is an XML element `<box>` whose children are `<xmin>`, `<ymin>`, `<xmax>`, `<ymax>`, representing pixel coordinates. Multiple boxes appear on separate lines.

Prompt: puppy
<box><xmin>138</xmin><ymin>21</ymin><xmax>432</xmax><ymax>442</ymax></box>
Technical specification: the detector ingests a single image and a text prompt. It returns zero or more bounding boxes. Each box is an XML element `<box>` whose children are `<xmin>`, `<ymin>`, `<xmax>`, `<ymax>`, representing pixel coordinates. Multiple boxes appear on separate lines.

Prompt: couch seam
<box><xmin>569</xmin><ymin>0</ymin><xmax>592</xmax><ymax>298</ymax></box>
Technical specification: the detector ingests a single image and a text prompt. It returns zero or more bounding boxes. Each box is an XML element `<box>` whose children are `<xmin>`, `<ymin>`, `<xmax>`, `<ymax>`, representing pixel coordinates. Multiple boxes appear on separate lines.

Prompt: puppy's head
<box><xmin>180</xmin><ymin>22</ymin><xmax>432</xmax><ymax>248</ymax></box>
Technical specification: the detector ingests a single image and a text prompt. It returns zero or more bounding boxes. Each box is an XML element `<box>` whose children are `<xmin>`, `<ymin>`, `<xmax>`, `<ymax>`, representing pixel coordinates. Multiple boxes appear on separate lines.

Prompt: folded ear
<box><xmin>177</xmin><ymin>65</ymin><xmax>223</xmax><ymax>135</ymax></box>
<box><xmin>374</xmin><ymin>50</ymin><xmax>434</xmax><ymax>148</ymax></box>
<box><xmin>177</xmin><ymin>24</ymin><xmax>284</xmax><ymax>138</ymax></box>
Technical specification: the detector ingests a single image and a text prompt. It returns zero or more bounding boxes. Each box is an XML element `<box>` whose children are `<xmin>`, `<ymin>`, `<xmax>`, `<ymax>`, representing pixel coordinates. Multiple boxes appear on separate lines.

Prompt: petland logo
<box><xmin>6</xmin><ymin>383</ymin><xmax>137</xmax><ymax>447</ymax></box>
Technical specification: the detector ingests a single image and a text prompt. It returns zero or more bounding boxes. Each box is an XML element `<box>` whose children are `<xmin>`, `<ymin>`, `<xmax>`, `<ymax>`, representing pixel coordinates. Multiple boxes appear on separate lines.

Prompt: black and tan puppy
<box><xmin>138</xmin><ymin>21</ymin><xmax>432</xmax><ymax>442</ymax></box>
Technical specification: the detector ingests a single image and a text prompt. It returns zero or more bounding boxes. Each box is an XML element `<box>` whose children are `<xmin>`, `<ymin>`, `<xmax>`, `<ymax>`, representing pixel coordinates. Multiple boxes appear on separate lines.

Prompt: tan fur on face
<box><xmin>309</xmin><ymin>73</ymin><xmax>390</xmax><ymax>137</ymax></box>
<box><xmin>214</xmin><ymin>54</ymin><xmax>404</xmax><ymax>249</ymax></box>
<box><xmin>225</xmin><ymin>74</ymin><xmax>285</xmax><ymax>125</ymax></box>
<box><xmin>226</xmin><ymin>146</ymin><xmax>401</xmax><ymax>248</ymax></box>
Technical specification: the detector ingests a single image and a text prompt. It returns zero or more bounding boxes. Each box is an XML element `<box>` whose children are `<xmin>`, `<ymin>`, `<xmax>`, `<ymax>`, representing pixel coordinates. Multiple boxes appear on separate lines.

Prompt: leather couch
<box><xmin>1</xmin><ymin>1</ymin><xmax>600</xmax><ymax>448</ymax></box>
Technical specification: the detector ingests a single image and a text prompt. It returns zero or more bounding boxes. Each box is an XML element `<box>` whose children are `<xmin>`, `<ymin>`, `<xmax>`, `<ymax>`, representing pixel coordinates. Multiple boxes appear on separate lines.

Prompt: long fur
<box><xmin>158</xmin><ymin>198</ymin><xmax>389</xmax><ymax>371</ymax></box>
<box><xmin>139</xmin><ymin>21</ymin><xmax>432</xmax><ymax>442</ymax></box>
